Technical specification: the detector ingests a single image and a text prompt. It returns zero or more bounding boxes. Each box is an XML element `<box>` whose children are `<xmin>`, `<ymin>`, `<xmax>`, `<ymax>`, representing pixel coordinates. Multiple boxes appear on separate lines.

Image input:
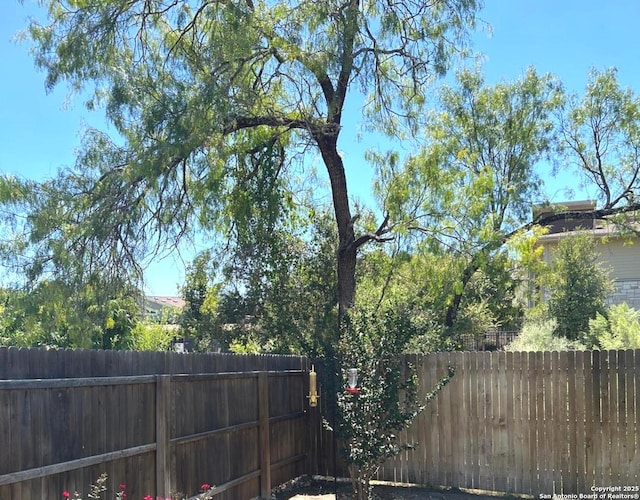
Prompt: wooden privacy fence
<box><xmin>3</xmin><ymin>348</ymin><xmax>639</xmax><ymax>498</ymax></box>
<box><xmin>315</xmin><ymin>350</ymin><xmax>640</xmax><ymax>497</ymax></box>
<box><xmin>0</xmin><ymin>348</ymin><xmax>310</xmax><ymax>500</ymax></box>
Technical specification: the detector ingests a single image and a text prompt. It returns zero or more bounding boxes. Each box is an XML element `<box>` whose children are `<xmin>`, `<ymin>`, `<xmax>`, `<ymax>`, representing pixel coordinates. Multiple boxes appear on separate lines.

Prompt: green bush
<box><xmin>333</xmin><ymin>307</ymin><xmax>453</xmax><ymax>500</ymax></box>
<box><xmin>130</xmin><ymin>322</ymin><xmax>176</xmax><ymax>351</ymax></box>
<box><xmin>505</xmin><ymin>317</ymin><xmax>586</xmax><ymax>351</ymax></box>
<box><xmin>589</xmin><ymin>303</ymin><xmax>640</xmax><ymax>349</ymax></box>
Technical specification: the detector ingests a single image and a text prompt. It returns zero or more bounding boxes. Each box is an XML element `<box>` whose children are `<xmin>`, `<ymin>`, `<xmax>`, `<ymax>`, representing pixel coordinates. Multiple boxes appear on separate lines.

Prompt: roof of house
<box><xmin>533</xmin><ymin>199</ymin><xmax>639</xmax><ymax>242</ymax></box>
<box><xmin>533</xmin><ymin>199</ymin><xmax>601</xmax><ymax>235</ymax></box>
<box><xmin>146</xmin><ymin>296</ymin><xmax>186</xmax><ymax>309</ymax></box>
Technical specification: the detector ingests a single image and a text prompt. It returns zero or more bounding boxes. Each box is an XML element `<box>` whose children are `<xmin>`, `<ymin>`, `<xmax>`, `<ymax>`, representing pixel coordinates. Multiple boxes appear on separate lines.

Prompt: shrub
<box><xmin>589</xmin><ymin>303</ymin><xmax>640</xmax><ymax>349</ymax></box>
<box><xmin>505</xmin><ymin>317</ymin><xmax>586</xmax><ymax>351</ymax></box>
<box><xmin>130</xmin><ymin>322</ymin><xmax>176</xmax><ymax>351</ymax></box>
<box><xmin>333</xmin><ymin>307</ymin><xmax>453</xmax><ymax>500</ymax></box>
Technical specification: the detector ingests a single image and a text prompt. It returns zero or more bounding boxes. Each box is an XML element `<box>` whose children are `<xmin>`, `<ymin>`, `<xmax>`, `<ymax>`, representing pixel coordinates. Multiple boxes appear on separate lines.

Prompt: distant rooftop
<box><xmin>146</xmin><ymin>296</ymin><xmax>186</xmax><ymax>309</ymax></box>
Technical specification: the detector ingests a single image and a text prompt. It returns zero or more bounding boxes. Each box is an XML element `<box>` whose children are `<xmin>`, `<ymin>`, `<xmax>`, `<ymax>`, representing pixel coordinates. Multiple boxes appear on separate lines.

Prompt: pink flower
<box><xmin>200</xmin><ymin>483</ymin><xmax>212</xmax><ymax>491</ymax></box>
<box><xmin>62</xmin><ymin>492</ymin><xmax>70</xmax><ymax>499</ymax></box>
<box><xmin>144</xmin><ymin>496</ymin><xmax>153</xmax><ymax>500</ymax></box>
<box><xmin>119</xmin><ymin>484</ymin><xmax>126</xmax><ymax>490</ymax></box>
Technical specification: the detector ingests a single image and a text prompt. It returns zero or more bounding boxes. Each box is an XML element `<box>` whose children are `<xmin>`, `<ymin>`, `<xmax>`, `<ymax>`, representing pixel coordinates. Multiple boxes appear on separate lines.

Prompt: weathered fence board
<box><xmin>355</xmin><ymin>350</ymin><xmax>640</xmax><ymax>496</ymax></box>
<box><xmin>0</xmin><ymin>348</ymin><xmax>309</xmax><ymax>500</ymax></box>
<box><xmin>3</xmin><ymin>347</ymin><xmax>639</xmax><ymax>498</ymax></box>
<box><xmin>312</xmin><ymin>350</ymin><xmax>640</xmax><ymax>497</ymax></box>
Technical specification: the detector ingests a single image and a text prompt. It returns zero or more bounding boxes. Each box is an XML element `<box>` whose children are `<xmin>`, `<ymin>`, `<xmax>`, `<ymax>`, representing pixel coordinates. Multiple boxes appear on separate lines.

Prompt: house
<box><xmin>533</xmin><ymin>200</ymin><xmax>640</xmax><ymax>309</ymax></box>
<box><xmin>144</xmin><ymin>295</ymin><xmax>186</xmax><ymax>323</ymax></box>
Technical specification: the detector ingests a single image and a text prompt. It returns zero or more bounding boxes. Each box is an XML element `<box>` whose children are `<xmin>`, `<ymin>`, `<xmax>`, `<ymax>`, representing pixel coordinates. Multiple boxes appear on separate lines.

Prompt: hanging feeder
<box><xmin>308</xmin><ymin>365</ymin><xmax>319</xmax><ymax>407</ymax></box>
<box><xmin>346</xmin><ymin>368</ymin><xmax>360</xmax><ymax>394</ymax></box>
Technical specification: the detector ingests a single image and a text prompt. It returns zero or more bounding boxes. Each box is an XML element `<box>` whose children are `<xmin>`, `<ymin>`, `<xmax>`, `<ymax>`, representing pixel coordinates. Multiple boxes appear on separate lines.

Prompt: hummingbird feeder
<box><xmin>346</xmin><ymin>368</ymin><xmax>360</xmax><ymax>394</ymax></box>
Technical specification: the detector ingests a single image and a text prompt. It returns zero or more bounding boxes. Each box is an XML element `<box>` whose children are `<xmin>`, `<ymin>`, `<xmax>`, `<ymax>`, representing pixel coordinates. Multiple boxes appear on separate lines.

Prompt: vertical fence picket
<box><xmin>505</xmin><ymin>351</ymin><xmax>516</xmax><ymax>493</ymax></box>
<box><xmin>426</xmin><ymin>353</ymin><xmax>440</xmax><ymax>486</ymax></box>
<box><xmin>493</xmin><ymin>352</ymin><xmax>507</xmax><ymax>493</ymax></box>
<box><xmin>565</xmin><ymin>350</ymin><xmax>578</xmax><ymax>494</ymax></box>
<box><xmin>626</xmin><ymin>350</ymin><xmax>638</xmax><ymax>483</ymax></box>
<box><xmin>258</xmin><ymin>372</ymin><xmax>271</xmax><ymax>500</ymax></box>
<box><xmin>539</xmin><ymin>351</ymin><xmax>551</xmax><ymax>493</ymax></box>
<box><xmin>449</xmin><ymin>352</ymin><xmax>464</xmax><ymax>488</ymax></box>
<box><xmin>477</xmin><ymin>352</ymin><xmax>492</xmax><ymax>491</ymax></box>
<box><xmin>547</xmin><ymin>351</ymin><xmax>558</xmax><ymax>492</ymax></box>
<box><xmin>437</xmin><ymin>352</ymin><xmax>453</xmax><ymax>487</ymax></box>
<box><xmin>467</xmin><ymin>350</ymin><xmax>480</xmax><ymax>490</ymax></box>
<box><xmin>510</xmin><ymin>351</ymin><xmax>522</xmax><ymax>494</ymax></box>
<box><xmin>584</xmin><ymin>350</ymin><xmax>596</xmax><ymax>490</ymax></box>
<box><xmin>530</xmin><ymin>351</ymin><xmax>542</xmax><ymax>494</ymax></box>
<box><xmin>593</xmin><ymin>349</ymin><xmax>606</xmax><ymax>486</ymax></box>
<box><xmin>612</xmin><ymin>350</ymin><xmax>624</xmax><ymax>487</ymax></box>
<box><xmin>459</xmin><ymin>352</ymin><xmax>471</xmax><ymax>489</ymax></box>
<box><xmin>156</xmin><ymin>375</ymin><xmax>171</xmax><ymax>497</ymax></box>
<box><xmin>604</xmin><ymin>350</ymin><xmax>614</xmax><ymax>486</ymax></box>
<box><xmin>574</xmin><ymin>350</ymin><xmax>587</xmax><ymax>494</ymax></box>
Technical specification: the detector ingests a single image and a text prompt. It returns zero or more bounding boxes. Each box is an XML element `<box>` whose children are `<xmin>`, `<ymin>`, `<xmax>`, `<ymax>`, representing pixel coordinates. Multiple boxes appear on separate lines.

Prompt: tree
<box><xmin>540</xmin><ymin>232</ymin><xmax>613</xmax><ymax>342</ymax></box>
<box><xmin>210</xmin><ymin>210</ymin><xmax>339</xmax><ymax>354</ymax></box>
<box><xmin>180</xmin><ymin>250</ymin><xmax>220</xmax><ymax>351</ymax></box>
<box><xmin>527</xmin><ymin>68</ymin><xmax>640</xmax><ymax>230</ymax></box>
<box><xmin>355</xmin><ymin>244</ymin><xmax>523</xmax><ymax>351</ymax></box>
<box><xmin>0</xmin><ymin>174</ymin><xmax>144</xmax><ymax>349</ymax></box>
<box><xmin>0</xmin><ymin>279</ymin><xmax>139</xmax><ymax>349</ymax></box>
<box><xmin>376</xmin><ymin>68</ymin><xmax>563</xmax><ymax>332</ymax></box>
<box><xmin>23</xmin><ymin>0</ymin><xmax>481</xmax><ymax>321</ymax></box>
<box><xmin>560</xmin><ymin>68</ymin><xmax>640</xmax><ymax>210</ymax></box>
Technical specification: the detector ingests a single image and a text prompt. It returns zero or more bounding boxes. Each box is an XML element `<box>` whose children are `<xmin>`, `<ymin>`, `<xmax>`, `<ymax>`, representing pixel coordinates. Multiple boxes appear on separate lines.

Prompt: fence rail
<box><xmin>0</xmin><ymin>348</ymin><xmax>309</xmax><ymax>500</ymax></box>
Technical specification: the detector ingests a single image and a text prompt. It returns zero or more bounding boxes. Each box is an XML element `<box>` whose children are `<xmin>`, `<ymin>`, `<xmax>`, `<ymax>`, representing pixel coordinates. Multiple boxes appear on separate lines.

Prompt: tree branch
<box><xmin>222</xmin><ymin>115</ymin><xmax>332</xmax><ymax>136</ymax></box>
<box><xmin>352</xmin><ymin>213</ymin><xmax>394</xmax><ymax>249</ymax></box>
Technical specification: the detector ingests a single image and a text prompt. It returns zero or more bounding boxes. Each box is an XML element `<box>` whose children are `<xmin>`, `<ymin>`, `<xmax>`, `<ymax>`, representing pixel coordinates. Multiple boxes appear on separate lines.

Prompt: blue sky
<box><xmin>2</xmin><ymin>1</ymin><xmax>640</xmax><ymax>295</ymax></box>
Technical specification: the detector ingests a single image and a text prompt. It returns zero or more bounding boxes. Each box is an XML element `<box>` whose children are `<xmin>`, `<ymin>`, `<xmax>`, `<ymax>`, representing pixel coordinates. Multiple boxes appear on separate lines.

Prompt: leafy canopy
<box><xmin>23</xmin><ymin>0</ymin><xmax>481</xmax><ymax>315</ymax></box>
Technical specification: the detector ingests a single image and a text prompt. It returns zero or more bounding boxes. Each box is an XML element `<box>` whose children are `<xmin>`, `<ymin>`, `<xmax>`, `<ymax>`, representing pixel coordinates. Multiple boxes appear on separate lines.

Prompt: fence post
<box><xmin>258</xmin><ymin>372</ymin><xmax>271</xmax><ymax>499</ymax></box>
<box><xmin>156</xmin><ymin>375</ymin><xmax>171</xmax><ymax>497</ymax></box>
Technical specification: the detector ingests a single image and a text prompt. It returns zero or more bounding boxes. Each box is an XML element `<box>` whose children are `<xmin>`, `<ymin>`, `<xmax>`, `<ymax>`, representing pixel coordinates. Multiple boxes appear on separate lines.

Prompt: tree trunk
<box><xmin>316</xmin><ymin>132</ymin><xmax>357</xmax><ymax>318</ymax></box>
<box><xmin>444</xmin><ymin>258</ymin><xmax>481</xmax><ymax>330</ymax></box>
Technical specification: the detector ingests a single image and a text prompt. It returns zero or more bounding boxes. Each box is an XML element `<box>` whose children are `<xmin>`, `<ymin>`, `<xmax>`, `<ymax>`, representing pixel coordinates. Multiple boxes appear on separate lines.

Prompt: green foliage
<box><xmin>375</xmin><ymin>67</ymin><xmax>562</xmax><ymax>332</ymax></box>
<box><xmin>180</xmin><ymin>250</ymin><xmax>220</xmax><ymax>351</ymax></box>
<box><xmin>355</xmin><ymin>245</ymin><xmax>524</xmax><ymax>351</ymax></box>
<box><xmin>505</xmin><ymin>316</ymin><xmax>585</xmax><ymax>351</ymax></box>
<box><xmin>588</xmin><ymin>303</ymin><xmax>640</xmax><ymax>350</ymax></box>
<box><xmin>540</xmin><ymin>233</ymin><xmax>613</xmax><ymax>342</ymax></box>
<box><xmin>0</xmin><ymin>279</ymin><xmax>140</xmax><ymax>349</ymax></box>
<box><xmin>333</xmin><ymin>306</ymin><xmax>453</xmax><ymax>499</ymax></box>
<box><xmin>20</xmin><ymin>0</ymin><xmax>481</xmax><ymax>317</ymax></box>
<box><xmin>228</xmin><ymin>338</ymin><xmax>263</xmax><ymax>355</ymax></box>
<box><xmin>207</xmin><ymin>210</ymin><xmax>339</xmax><ymax>355</ymax></box>
<box><xmin>560</xmin><ymin>68</ymin><xmax>640</xmax><ymax>210</ymax></box>
<box><xmin>130</xmin><ymin>322</ymin><xmax>175</xmax><ymax>351</ymax></box>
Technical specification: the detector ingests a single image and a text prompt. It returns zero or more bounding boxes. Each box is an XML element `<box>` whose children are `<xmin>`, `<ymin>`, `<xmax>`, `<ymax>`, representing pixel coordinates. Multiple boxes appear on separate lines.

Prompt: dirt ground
<box><xmin>272</xmin><ymin>476</ymin><xmax>525</xmax><ymax>500</ymax></box>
